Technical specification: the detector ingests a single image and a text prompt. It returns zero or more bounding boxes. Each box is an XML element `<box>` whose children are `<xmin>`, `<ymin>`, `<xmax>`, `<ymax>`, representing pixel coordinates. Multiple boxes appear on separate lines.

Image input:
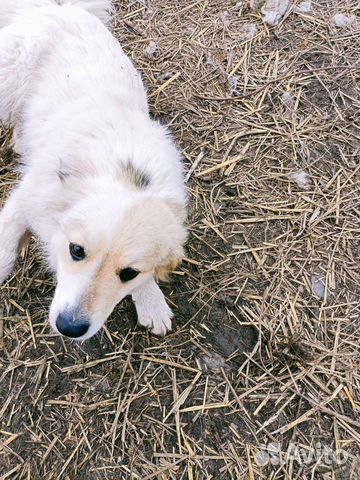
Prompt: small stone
<box><xmin>228</xmin><ymin>75</ymin><xmax>240</xmax><ymax>94</ymax></box>
<box><xmin>142</xmin><ymin>6</ymin><xmax>153</xmax><ymax>20</ymax></box>
<box><xmin>330</xmin><ymin>13</ymin><xmax>357</xmax><ymax>29</ymax></box>
<box><xmin>225</xmin><ymin>187</ymin><xmax>238</xmax><ymax>197</ymax></box>
<box><xmin>289</xmin><ymin>170</ymin><xmax>312</xmax><ymax>190</ymax></box>
<box><xmin>281</xmin><ymin>91</ymin><xmax>295</xmax><ymax>109</ymax></box>
<box><xmin>261</xmin><ymin>0</ymin><xmax>289</xmax><ymax>26</ymax></box>
<box><xmin>241</xmin><ymin>23</ymin><xmax>258</xmax><ymax>40</ymax></box>
<box><xmin>250</xmin><ymin>0</ymin><xmax>265</xmax><ymax>10</ymax></box>
<box><xmin>294</xmin><ymin>0</ymin><xmax>312</xmax><ymax>14</ymax></box>
<box><xmin>144</xmin><ymin>41</ymin><xmax>157</xmax><ymax>58</ymax></box>
<box><xmin>220</xmin><ymin>11</ymin><xmax>231</xmax><ymax>27</ymax></box>
<box><xmin>311</xmin><ymin>275</ymin><xmax>325</xmax><ymax>299</ymax></box>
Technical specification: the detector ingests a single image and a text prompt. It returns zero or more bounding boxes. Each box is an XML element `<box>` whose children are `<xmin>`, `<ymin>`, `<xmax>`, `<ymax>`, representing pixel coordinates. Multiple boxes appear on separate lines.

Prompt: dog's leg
<box><xmin>132</xmin><ymin>278</ymin><xmax>173</xmax><ymax>336</ymax></box>
<box><xmin>0</xmin><ymin>187</ymin><xmax>29</xmax><ymax>284</ymax></box>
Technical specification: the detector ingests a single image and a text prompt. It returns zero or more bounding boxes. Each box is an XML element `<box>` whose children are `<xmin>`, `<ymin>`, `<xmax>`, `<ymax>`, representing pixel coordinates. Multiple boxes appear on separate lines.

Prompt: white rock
<box><xmin>220</xmin><ymin>11</ymin><xmax>231</xmax><ymax>27</ymax></box>
<box><xmin>250</xmin><ymin>0</ymin><xmax>265</xmax><ymax>10</ymax></box>
<box><xmin>241</xmin><ymin>23</ymin><xmax>258</xmax><ymax>40</ymax></box>
<box><xmin>228</xmin><ymin>75</ymin><xmax>240</xmax><ymax>94</ymax></box>
<box><xmin>281</xmin><ymin>92</ymin><xmax>295</xmax><ymax>119</ymax></box>
<box><xmin>294</xmin><ymin>0</ymin><xmax>312</xmax><ymax>14</ymax></box>
<box><xmin>142</xmin><ymin>7</ymin><xmax>153</xmax><ymax>20</ymax></box>
<box><xmin>330</xmin><ymin>13</ymin><xmax>357</xmax><ymax>29</ymax></box>
<box><xmin>206</xmin><ymin>54</ymin><xmax>216</xmax><ymax>68</ymax></box>
<box><xmin>311</xmin><ymin>275</ymin><xmax>325</xmax><ymax>299</ymax></box>
<box><xmin>261</xmin><ymin>0</ymin><xmax>289</xmax><ymax>26</ymax></box>
<box><xmin>144</xmin><ymin>40</ymin><xmax>157</xmax><ymax>58</ymax></box>
<box><xmin>289</xmin><ymin>170</ymin><xmax>312</xmax><ymax>189</ymax></box>
<box><xmin>281</xmin><ymin>91</ymin><xmax>295</xmax><ymax>109</ymax></box>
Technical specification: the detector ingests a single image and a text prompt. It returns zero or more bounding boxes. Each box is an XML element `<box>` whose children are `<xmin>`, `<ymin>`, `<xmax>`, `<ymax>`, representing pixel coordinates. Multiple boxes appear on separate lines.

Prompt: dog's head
<box><xmin>48</xmin><ymin>185</ymin><xmax>186</xmax><ymax>340</ymax></box>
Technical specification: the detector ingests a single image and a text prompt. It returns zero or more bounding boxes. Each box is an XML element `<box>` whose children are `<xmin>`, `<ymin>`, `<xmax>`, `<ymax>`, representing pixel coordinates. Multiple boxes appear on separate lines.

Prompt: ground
<box><xmin>0</xmin><ymin>1</ymin><xmax>359</xmax><ymax>479</ymax></box>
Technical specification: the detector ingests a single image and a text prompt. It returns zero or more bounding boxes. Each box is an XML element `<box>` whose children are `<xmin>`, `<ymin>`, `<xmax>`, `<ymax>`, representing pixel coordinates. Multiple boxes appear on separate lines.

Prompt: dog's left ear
<box><xmin>155</xmin><ymin>252</ymin><xmax>183</xmax><ymax>282</ymax></box>
<box><xmin>154</xmin><ymin>200</ymin><xmax>187</xmax><ymax>282</ymax></box>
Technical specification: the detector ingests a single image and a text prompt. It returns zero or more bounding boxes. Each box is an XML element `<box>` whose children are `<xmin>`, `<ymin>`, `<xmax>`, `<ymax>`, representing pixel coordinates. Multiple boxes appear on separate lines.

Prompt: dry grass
<box><xmin>1</xmin><ymin>0</ymin><xmax>360</xmax><ymax>478</ymax></box>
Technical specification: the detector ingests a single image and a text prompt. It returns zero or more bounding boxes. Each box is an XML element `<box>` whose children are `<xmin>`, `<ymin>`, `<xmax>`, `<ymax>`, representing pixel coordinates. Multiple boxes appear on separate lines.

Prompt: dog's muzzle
<box><xmin>56</xmin><ymin>309</ymin><xmax>89</xmax><ymax>338</ymax></box>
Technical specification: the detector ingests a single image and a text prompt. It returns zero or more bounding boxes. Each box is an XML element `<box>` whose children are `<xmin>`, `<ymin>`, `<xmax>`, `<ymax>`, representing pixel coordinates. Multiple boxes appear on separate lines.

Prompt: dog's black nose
<box><xmin>56</xmin><ymin>311</ymin><xmax>89</xmax><ymax>338</ymax></box>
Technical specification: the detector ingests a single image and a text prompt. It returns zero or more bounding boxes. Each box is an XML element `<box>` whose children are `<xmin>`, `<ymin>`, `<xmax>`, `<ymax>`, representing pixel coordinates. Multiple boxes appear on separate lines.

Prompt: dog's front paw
<box><xmin>136</xmin><ymin>301</ymin><xmax>173</xmax><ymax>336</ymax></box>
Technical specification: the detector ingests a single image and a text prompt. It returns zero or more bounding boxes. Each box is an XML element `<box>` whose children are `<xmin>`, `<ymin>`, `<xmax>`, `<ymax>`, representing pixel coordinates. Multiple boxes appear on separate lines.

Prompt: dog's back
<box><xmin>0</xmin><ymin>0</ymin><xmax>116</xmax><ymax>126</ymax></box>
<box><xmin>0</xmin><ymin>0</ymin><xmax>112</xmax><ymax>28</ymax></box>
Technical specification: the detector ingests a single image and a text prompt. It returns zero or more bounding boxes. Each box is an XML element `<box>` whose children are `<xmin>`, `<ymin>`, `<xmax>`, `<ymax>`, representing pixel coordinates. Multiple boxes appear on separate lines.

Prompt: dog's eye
<box><xmin>69</xmin><ymin>243</ymin><xmax>86</xmax><ymax>261</ymax></box>
<box><xmin>119</xmin><ymin>267</ymin><xmax>139</xmax><ymax>282</ymax></box>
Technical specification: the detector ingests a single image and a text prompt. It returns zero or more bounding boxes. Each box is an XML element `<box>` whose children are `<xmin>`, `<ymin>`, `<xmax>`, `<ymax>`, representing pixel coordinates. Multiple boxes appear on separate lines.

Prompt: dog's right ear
<box><xmin>155</xmin><ymin>254</ymin><xmax>183</xmax><ymax>282</ymax></box>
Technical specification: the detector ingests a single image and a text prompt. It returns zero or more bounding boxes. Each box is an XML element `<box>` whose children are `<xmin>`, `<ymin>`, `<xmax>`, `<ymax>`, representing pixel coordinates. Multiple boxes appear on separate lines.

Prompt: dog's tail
<box><xmin>0</xmin><ymin>0</ymin><xmax>112</xmax><ymax>28</ymax></box>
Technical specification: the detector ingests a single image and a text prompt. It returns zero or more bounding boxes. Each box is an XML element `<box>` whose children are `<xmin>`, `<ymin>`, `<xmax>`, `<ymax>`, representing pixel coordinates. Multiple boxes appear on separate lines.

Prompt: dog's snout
<box><xmin>56</xmin><ymin>310</ymin><xmax>89</xmax><ymax>338</ymax></box>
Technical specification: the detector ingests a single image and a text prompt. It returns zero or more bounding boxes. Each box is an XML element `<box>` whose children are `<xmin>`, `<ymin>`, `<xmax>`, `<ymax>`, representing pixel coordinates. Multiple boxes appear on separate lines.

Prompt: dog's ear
<box><xmin>154</xmin><ymin>200</ymin><xmax>186</xmax><ymax>282</ymax></box>
<box><xmin>124</xmin><ymin>196</ymin><xmax>187</xmax><ymax>282</ymax></box>
<box><xmin>155</xmin><ymin>253</ymin><xmax>183</xmax><ymax>282</ymax></box>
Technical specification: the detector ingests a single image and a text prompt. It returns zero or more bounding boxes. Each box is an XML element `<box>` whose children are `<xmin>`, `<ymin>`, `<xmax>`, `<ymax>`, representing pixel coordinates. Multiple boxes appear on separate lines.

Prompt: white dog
<box><xmin>0</xmin><ymin>0</ymin><xmax>187</xmax><ymax>339</ymax></box>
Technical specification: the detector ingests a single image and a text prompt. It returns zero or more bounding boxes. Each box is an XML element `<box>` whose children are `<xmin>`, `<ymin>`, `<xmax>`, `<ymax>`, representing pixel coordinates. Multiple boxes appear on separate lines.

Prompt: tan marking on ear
<box><xmin>155</xmin><ymin>258</ymin><xmax>181</xmax><ymax>282</ymax></box>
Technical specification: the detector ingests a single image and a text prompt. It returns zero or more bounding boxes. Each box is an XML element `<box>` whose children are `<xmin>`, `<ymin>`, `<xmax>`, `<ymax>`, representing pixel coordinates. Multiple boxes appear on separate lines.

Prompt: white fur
<box><xmin>0</xmin><ymin>0</ymin><xmax>112</xmax><ymax>28</ymax></box>
<box><xmin>132</xmin><ymin>278</ymin><xmax>174</xmax><ymax>336</ymax></box>
<box><xmin>0</xmin><ymin>0</ymin><xmax>186</xmax><ymax>339</ymax></box>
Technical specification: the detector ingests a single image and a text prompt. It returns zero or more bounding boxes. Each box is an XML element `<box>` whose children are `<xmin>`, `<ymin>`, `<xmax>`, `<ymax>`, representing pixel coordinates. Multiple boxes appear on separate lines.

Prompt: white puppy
<box><xmin>0</xmin><ymin>0</ymin><xmax>187</xmax><ymax>339</ymax></box>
